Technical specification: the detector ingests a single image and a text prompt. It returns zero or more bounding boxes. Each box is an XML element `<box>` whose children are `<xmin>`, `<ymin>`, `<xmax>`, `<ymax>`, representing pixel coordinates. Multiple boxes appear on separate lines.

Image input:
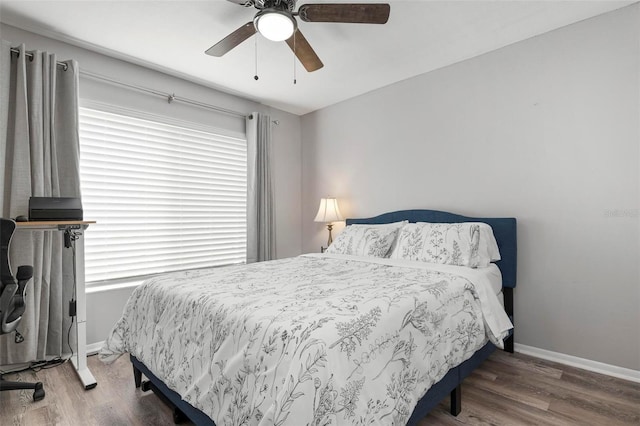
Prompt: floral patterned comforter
<box><xmin>100</xmin><ymin>254</ymin><xmax>512</xmax><ymax>426</ymax></box>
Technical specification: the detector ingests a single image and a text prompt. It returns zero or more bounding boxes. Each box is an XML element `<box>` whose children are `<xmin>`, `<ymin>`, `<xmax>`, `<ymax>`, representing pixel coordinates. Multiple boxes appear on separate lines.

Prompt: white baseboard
<box><xmin>515</xmin><ymin>343</ymin><xmax>640</xmax><ymax>384</ymax></box>
<box><xmin>85</xmin><ymin>340</ymin><xmax>639</xmax><ymax>384</ymax></box>
<box><xmin>86</xmin><ymin>341</ymin><xmax>104</xmax><ymax>356</ymax></box>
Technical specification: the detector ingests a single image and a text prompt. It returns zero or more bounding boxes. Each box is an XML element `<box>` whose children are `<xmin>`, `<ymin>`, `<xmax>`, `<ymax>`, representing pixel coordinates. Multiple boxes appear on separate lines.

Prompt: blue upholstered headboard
<box><xmin>346</xmin><ymin>209</ymin><xmax>517</xmax><ymax>289</ymax></box>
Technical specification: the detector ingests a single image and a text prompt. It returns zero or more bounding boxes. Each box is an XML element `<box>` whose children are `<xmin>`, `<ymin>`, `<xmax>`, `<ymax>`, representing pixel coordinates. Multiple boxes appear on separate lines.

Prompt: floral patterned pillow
<box><xmin>325</xmin><ymin>222</ymin><xmax>406</xmax><ymax>258</ymax></box>
<box><xmin>389</xmin><ymin>222</ymin><xmax>481</xmax><ymax>267</ymax></box>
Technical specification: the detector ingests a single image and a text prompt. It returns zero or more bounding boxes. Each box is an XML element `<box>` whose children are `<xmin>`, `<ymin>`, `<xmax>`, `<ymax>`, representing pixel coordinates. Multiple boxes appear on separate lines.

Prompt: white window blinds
<box><xmin>79</xmin><ymin>107</ymin><xmax>247</xmax><ymax>285</ymax></box>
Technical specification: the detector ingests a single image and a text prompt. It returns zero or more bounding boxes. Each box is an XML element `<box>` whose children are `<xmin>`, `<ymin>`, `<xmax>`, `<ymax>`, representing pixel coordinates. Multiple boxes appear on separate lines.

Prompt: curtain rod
<box><xmin>10</xmin><ymin>47</ymin><xmax>268</xmax><ymax>123</ymax></box>
<box><xmin>10</xmin><ymin>47</ymin><xmax>69</xmax><ymax>71</ymax></box>
<box><xmin>80</xmin><ymin>70</ymin><xmax>248</xmax><ymax>119</ymax></box>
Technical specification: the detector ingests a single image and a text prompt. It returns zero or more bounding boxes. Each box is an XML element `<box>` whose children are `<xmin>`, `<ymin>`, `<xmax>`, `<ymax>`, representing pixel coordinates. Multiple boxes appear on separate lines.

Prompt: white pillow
<box><xmin>389</xmin><ymin>222</ymin><xmax>481</xmax><ymax>267</ymax></box>
<box><xmin>325</xmin><ymin>221</ymin><xmax>407</xmax><ymax>258</ymax></box>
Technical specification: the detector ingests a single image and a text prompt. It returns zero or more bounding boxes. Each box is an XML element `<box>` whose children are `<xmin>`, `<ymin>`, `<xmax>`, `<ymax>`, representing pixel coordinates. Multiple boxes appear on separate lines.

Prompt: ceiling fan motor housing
<box><xmin>253</xmin><ymin>0</ymin><xmax>296</xmax><ymax>12</ymax></box>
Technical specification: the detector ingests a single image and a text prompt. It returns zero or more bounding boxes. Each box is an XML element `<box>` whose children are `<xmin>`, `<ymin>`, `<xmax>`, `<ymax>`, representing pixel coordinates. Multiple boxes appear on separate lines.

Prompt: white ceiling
<box><xmin>0</xmin><ymin>0</ymin><xmax>635</xmax><ymax>115</ymax></box>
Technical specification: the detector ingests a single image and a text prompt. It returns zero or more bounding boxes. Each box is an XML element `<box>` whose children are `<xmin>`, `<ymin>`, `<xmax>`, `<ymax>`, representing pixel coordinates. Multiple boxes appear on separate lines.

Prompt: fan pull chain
<box><xmin>254</xmin><ymin>35</ymin><xmax>259</xmax><ymax>81</ymax></box>
<box><xmin>293</xmin><ymin>31</ymin><xmax>297</xmax><ymax>85</ymax></box>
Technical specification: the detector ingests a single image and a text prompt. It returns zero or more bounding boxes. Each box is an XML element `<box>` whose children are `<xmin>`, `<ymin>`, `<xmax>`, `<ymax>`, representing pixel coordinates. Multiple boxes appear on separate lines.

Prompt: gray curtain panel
<box><xmin>246</xmin><ymin>112</ymin><xmax>276</xmax><ymax>263</ymax></box>
<box><xmin>0</xmin><ymin>41</ymin><xmax>81</xmax><ymax>364</ymax></box>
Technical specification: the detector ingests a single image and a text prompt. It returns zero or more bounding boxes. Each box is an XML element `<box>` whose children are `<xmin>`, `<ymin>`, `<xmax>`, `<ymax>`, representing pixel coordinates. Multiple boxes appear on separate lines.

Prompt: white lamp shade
<box><xmin>255</xmin><ymin>11</ymin><xmax>296</xmax><ymax>42</ymax></box>
<box><xmin>314</xmin><ymin>198</ymin><xmax>343</xmax><ymax>223</ymax></box>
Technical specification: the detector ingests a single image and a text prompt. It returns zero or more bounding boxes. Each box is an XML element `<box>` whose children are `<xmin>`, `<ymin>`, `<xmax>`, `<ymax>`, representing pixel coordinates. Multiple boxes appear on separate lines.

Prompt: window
<box><xmin>79</xmin><ymin>107</ymin><xmax>247</xmax><ymax>285</ymax></box>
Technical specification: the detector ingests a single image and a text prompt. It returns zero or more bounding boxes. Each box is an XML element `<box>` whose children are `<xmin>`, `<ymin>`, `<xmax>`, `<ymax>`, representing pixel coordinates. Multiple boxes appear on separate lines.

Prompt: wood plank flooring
<box><xmin>2</xmin><ymin>350</ymin><xmax>638</xmax><ymax>425</ymax></box>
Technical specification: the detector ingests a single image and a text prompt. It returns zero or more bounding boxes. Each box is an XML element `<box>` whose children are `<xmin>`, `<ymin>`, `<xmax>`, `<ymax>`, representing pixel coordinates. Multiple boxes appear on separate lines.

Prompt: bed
<box><xmin>100</xmin><ymin>209</ymin><xmax>517</xmax><ymax>425</ymax></box>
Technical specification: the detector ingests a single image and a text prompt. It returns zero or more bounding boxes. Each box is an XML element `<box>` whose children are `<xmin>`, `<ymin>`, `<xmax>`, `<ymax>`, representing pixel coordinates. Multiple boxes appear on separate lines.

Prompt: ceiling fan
<box><xmin>205</xmin><ymin>0</ymin><xmax>391</xmax><ymax>72</ymax></box>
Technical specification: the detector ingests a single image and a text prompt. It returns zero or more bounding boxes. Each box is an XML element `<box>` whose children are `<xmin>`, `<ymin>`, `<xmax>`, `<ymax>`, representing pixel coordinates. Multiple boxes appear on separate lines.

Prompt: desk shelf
<box><xmin>16</xmin><ymin>220</ymin><xmax>96</xmax><ymax>229</ymax></box>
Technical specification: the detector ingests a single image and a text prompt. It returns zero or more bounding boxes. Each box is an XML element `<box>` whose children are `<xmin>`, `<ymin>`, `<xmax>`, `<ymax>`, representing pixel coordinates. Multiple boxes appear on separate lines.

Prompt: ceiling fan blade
<box><xmin>298</xmin><ymin>3</ymin><xmax>390</xmax><ymax>24</ymax></box>
<box><xmin>285</xmin><ymin>29</ymin><xmax>324</xmax><ymax>72</ymax></box>
<box><xmin>205</xmin><ymin>22</ymin><xmax>257</xmax><ymax>57</ymax></box>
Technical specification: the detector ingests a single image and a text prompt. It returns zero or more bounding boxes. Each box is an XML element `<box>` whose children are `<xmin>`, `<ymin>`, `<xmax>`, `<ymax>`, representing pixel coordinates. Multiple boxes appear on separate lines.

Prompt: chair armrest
<box><xmin>16</xmin><ymin>266</ymin><xmax>33</xmax><ymax>281</ymax></box>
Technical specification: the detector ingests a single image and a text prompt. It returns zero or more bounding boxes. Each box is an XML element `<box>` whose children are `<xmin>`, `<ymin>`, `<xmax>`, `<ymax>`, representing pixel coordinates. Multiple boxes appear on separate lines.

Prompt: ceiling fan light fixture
<box><xmin>255</xmin><ymin>9</ymin><xmax>296</xmax><ymax>42</ymax></box>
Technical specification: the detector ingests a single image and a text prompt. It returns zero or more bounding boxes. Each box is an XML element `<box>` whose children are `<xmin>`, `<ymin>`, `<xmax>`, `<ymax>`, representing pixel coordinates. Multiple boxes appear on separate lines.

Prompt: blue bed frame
<box><xmin>131</xmin><ymin>209</ymin><xmax>517</xmax><ymax>425</ymax></box>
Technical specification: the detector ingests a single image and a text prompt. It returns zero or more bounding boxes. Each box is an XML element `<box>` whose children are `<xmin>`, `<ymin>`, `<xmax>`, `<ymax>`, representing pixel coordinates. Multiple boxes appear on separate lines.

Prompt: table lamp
<box><xmin>314</xmin><ymin>197</ymin><xmax>343</xmax><ymax>249</ymax></box>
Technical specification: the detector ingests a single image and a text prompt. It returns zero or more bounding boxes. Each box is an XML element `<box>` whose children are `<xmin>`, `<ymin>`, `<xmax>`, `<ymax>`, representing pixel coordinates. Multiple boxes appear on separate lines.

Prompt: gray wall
<box><xmin>1</xmin><ymin>24</ymin><xmax>303</xmax><ymax>346</ymax></box>
<box><xmin>301</xmin><ymin>5</ymin><xmax>640</xmax><ymax>371</ymax></box>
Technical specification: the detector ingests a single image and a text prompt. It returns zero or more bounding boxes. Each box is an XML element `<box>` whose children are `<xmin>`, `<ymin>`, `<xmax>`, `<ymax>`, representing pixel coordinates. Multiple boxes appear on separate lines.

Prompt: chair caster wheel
<box><xmin>33</xmin><ymin>382</ymin><xmax>45</xmax><ymax>401</ymax></box>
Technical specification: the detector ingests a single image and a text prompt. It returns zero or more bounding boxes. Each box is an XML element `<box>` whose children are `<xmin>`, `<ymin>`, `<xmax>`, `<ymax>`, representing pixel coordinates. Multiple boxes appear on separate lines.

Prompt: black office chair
<box><xmin>0</xmin><ymin>218</ymin><xmax>45</xmax><ymax>401</ymax></box>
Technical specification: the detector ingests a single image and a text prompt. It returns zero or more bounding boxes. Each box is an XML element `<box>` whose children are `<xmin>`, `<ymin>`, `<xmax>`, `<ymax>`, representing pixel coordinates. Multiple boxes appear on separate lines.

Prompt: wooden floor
<box><xmin>2</xmin><ymin>350</ymin><xmax>638</xmax><ymax>425</ymax></box>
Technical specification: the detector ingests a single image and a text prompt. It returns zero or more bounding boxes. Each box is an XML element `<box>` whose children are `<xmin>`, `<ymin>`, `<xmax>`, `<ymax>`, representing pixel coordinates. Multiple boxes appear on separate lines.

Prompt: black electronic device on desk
<box><xmin>28</xmin><ymin>197</ymin><xmax>83</xmax><ymax>221</ymax></box>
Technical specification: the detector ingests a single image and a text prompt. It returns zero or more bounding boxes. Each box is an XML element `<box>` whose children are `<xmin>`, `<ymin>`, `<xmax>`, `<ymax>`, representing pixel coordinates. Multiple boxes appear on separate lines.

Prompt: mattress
<box><xmin>101</xmin><ymin>254</ymin><xmax>511</xmax><ymax>426</ymax></box>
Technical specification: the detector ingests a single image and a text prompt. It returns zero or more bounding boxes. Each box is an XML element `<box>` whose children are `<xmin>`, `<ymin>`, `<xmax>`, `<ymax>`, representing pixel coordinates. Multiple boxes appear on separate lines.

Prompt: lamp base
<box><xmin>326</xmin><ymin>223</ymin><xmax>334</xmax><ymax>247</ymax></box>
